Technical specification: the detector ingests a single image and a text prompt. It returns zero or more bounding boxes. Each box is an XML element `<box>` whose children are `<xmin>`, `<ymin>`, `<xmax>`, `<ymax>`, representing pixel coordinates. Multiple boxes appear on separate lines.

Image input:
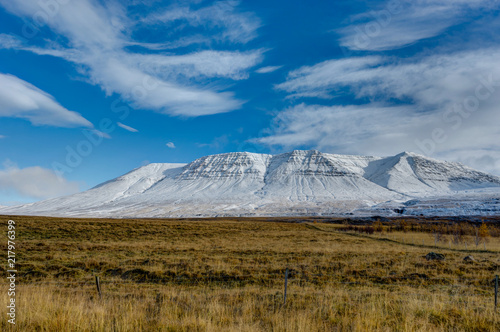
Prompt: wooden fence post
<box><xmin>283</xmin><ymin>268</ymin><xmax>289</xmax><ymax>305</ymax></box>
<box><xmin>95</xmin><ymin>275</ymin><xmax>102</xmax><ymax>300</ymax></box>
<box><xmin>495</xmin><ymin>275</ymin><xmax>498</xmax><ymax>310</ymax></box>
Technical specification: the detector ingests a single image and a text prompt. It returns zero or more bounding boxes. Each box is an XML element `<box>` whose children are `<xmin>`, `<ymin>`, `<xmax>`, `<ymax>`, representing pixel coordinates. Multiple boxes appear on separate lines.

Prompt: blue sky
<box><xmin>0</xmin><ymin>0</ymin><xmax>500</xmax><ymax>205</ymax></box>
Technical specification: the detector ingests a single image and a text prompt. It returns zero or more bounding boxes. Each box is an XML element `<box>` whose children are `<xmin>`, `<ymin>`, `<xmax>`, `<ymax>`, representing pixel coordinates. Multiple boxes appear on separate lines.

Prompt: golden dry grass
<box><xmin>0</xmin><ymin>215</ymin><xmax>499</xmax><ymax>331</ymax></box>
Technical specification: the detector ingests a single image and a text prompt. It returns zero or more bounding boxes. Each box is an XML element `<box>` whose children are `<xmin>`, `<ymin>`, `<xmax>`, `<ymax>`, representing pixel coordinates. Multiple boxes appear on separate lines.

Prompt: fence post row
<box><xmin>87</xmin><ymin>270</ymin><xmax>498</xmax><ymax>310</ymax></box>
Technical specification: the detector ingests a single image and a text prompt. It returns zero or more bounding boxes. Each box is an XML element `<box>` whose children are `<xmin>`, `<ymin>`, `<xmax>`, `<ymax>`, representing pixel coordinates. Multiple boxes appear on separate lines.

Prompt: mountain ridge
<box><xmin>2</xmin><ymin>150</ymin><xmax>500</xmax><ymax>218</ymax></box>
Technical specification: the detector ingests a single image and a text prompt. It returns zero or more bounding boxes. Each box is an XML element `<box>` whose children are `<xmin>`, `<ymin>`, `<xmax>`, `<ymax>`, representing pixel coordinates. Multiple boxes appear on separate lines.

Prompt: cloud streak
<box><xmin>338</xmin><ymin>0</ymin><xmax>496</xmax><ymax>51</ymax></box>
<box><xmin>256</xmin><ymin>103</ymin><xmax>420</xmax><ymax>153</ymax></box>
<box><xmin>0</xmin><ymin>73</ymin><xmax>93</xmax><ymax>127</ymax></box>
<box><xmin>255</xmin><ymin>66</ymin><xmax>282</xmax><ymax>74</ymax></box>
<box><xmin>142</xmin><ymin>0</ymin><xmax>261</xmax><ymax>45</ymax></box>
<box><xmin>276</xmin><ymin>49</ymin><xmax>500</xmax><ymax>107</ymax></box>
<box><xmin>117</xmin><ymin>122</ymin><xmax>138</xmax><ymax>133</ymax></box>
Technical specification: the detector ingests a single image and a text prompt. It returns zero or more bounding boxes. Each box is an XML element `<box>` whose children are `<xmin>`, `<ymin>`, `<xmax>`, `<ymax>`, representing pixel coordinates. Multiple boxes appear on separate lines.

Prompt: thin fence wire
<box><xmin>15</xmin><ymin>273</ymin><xmax>498</xmax><ymax>289</ymax></box>
<box><xmin>14</xmin><ymin>271</ymin><xmax>497</xmax><ymax>310</ymax></box>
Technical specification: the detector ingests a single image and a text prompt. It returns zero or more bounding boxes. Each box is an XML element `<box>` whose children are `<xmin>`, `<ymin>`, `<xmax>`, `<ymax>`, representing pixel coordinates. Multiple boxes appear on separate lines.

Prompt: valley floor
<box><xmin>1</xmin><ymin>216</ymin><xmax>499</xmax><ymax>331</ymax></box>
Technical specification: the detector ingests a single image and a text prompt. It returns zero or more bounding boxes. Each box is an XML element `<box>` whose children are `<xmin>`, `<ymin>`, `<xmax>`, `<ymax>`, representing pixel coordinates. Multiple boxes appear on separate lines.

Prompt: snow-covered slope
<box><xmin>2</xmin><ymin>150</ymin><xmax>500</xmax><ymax>218</ymax></box>
<box><xmin>365</xmin><ymin>152</ymin><xmax>500</xmax><ymax>195</ymax></box>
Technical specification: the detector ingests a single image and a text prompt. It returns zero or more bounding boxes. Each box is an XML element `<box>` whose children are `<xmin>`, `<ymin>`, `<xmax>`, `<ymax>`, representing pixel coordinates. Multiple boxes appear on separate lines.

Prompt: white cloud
<box><xmin>82</xmin><ymin>56</ymin><xmax>243</xmax><ymax>116</ymax></box>
<box><xmin>0</xmin><ymin>0</ymin><xmax>262</xmax><ymax>117</ymax></box>
<box><xmin>89</xmin><ymin>129</ymin><xmax>112</xmax><ymax>139</ymax></box>
<box><xmin>117</xmin><ymin>122</ymin><xmax>138</xmax><ymax>133</ymax></box>
<box><xmin>255</xmin><ymin>66</ymin><xmax>283</xmax><ymax>74</ymax></box>
<box><xmin>0</xmin><ymin>161</ymin><xmax>80</xmax><ymax>199</ymax></box>
<box><xmin>338</xmin><ymin>0</ymin><xmax>496</xmax><ymax>51</ymax></box>
<box><xmin>275</xmin><ymin>56</ymin><xmax>383</xmax><ymax>98</ymax></box>
<box><xmin>256</xmin><ymin>103</ymin><xmax>419</xmax><ymax>154</ymax></box>
<box><xmin>263</xmin><ymin>48</ymin><xmax>500</xmax><ymax>174</ymax></box>
<box><xmin>143</xmin><ymin>0</ymin><xmax>261</xmax><ymax>44</ymax></box>
<box><xmin>166</xmin><ymin>142</ymin><xmax>176</xmax><ymax>148</ymax></box>
<box><xmin>0</xmin><ymin>73</ymin><xmax>93</xmax><ymax>127</ymax></box>
<box><xmin>276</xmin><ymin>50</ymin><xmax>500</xmax><ymax>106</ymax></box>
<box><xmin>0</xmin><ymin>33</ymin><xmax>23</xmax><ymax>49</ymax></box>
<box><xmin>134</xmin><ymin>50</ymin><xmax>264</xmax><ymax>81</ymax></box>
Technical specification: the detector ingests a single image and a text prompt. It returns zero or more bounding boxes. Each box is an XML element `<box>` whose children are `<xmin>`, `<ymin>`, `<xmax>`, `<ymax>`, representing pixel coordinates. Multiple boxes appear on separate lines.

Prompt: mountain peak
<box><xmin>395</xmin><ymin>151</ymin><xmax>421</xmax><ymax>158</ymax></box>
<box><xmin>2</xmin><ymin>150</ymin><xmax>500</xmax><ymax>218</ymax></box>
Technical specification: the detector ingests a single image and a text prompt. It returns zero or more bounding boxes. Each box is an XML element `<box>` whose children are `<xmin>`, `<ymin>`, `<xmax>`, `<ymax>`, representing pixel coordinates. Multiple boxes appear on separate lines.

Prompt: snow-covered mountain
<box><xmin>2</xmin><ymin>150</ymin><xmax>500</xmax><ymax>218</ymax></box>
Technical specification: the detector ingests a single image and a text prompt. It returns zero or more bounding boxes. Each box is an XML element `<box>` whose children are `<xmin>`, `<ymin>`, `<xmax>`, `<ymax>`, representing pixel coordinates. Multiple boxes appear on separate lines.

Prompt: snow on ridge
<box><xmin>1</xmin><ymin>150</ymin><xmax>500</xmax><ymax>218</ymax></box>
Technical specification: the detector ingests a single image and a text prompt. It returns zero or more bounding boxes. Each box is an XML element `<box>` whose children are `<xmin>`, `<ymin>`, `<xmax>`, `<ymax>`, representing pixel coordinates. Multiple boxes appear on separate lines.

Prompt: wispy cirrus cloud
<box><xmin>275</xmin><ymin>50</ymin><xmax>500</xmax><ymax>106</ymax></box>
<box><xmin>275</xmin><ymin>56</ymin><xmax>384</xmax><ymax>98</ymax></box>
<box><xmin>255</xmin><ymin>65</ymin><xmax>282</xmax><ymax>74</ymax></box>
<box><xmin>338</xmin><ymin>0</ymin><xmax>496</xmax><ymax>51</ymax></box>
<box><xmin>132</xmin><ymin>50</ymin><xmax>264</xmax><ymax>81</ymax></box>
<box><xmin>0</xmin><ymin>33</ymin><xmax>23</xmax><ymax>48</ymax></box>
<box><xmin>117</xmin><ymin>122</ymin><xmax>138</xmax><ymax>133</ymax></box>
<box><xmin>142</xmin><ymin>0</ymin><xmax>261</xmax><ymax>45</ymax></box>
<box><xmin>0</xmin><ymin>73</ymin><xmax>92</xmax><ymax>127</ymax></box>
<box><xmin>0</xmin><ymin>0</ymin><xmax>263</xmax><ymax>117</ymax></box>
<box><xmin>256</xmin><ymin>103</ymin><xmax>419</xmax><ymax>153</ymax></box>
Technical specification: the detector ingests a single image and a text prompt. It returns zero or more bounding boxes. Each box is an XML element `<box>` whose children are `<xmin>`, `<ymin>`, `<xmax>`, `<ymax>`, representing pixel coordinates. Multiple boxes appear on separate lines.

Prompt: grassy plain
<box><xmin>0</xmin><ymin>215</ymin><xmax>499</xmax><ymax>331</ymax></box>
